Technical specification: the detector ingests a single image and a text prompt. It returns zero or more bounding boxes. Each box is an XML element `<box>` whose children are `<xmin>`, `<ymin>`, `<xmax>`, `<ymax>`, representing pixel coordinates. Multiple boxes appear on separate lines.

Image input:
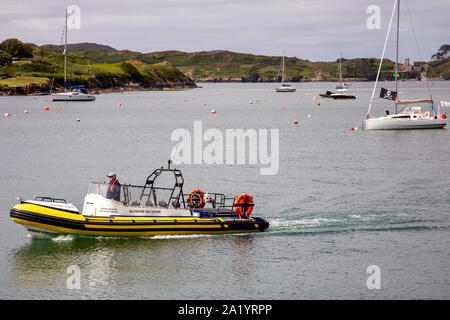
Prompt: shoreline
<box><xmin>0</xmin><ymin>83</ymin><xmax>198</xmax><ymax>96</ymax></box>
<box><xmin>1</xmin><ymin>78</ymin><xmax>447</xmax><ymax>96</ymax></box>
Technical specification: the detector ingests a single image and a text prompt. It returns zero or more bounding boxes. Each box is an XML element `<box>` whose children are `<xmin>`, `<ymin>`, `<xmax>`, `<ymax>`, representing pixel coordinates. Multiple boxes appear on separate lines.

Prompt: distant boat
<box><xmin>319</xmin><ymin>90</ymin><xmax>333</xmax><ymax>98</ymax></box>
<box><xmin>320</xmin><ymin>52</ymin><xmax>356</xmax><ymax>99</ymax></box>
<box><xmin>52</xmin><ymin>9</ymin><xmax>95</xmax><ymax>102</ymax></box>
<box><xmin>364</xmin><ymin>0</ymin><xmax>446</xmax><ymax>130</ymax></box>
<box><xmin>330</xmin><ymin>89</ymin><xmax>356</xmax><ymax>100</ymax></box>
<box><xmin>275</xmin><ymin>52</ymin><xmax>295</xmax><ymax>92</ymax></box>
<box><xmin>52</xmin><ymin>86</ymin><xmax>96</xmax><ymax>101</ymax></box>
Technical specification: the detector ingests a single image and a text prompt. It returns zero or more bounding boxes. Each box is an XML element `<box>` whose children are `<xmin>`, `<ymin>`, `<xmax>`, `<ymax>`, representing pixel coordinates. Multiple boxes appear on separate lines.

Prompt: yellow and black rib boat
<box><xmin>10</xmin><ymin>161</ymin><xmax>269</xmax><ymax>237</ymax></box>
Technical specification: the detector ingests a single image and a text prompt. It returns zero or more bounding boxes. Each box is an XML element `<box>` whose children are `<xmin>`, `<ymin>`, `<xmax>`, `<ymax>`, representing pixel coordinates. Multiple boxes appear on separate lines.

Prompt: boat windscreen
<box><xmin>73</xmin><ymin>88</ymin><xmax>88</xmax><ymax>94</ymax></box>
<box><xmin>87</xmin><ymin>182</ymin><xmax>127</xmax><ymax>202</ymax></box>
<box><xmin>123</xmin><ymin>185</ymin><xmax>174</xmax><ymax>207</ymax></box>
<box><xmin>87</xmin><ymin>182</ymin><xmax>108</xmax><ymax>197</ymax></box>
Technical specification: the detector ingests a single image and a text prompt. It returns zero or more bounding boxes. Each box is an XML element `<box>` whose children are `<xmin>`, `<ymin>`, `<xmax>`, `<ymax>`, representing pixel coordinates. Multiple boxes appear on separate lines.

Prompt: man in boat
<box><xmin>106</xmin><ymin>172</ymin><xmax>121</xmax><ymax>201</ymax></box>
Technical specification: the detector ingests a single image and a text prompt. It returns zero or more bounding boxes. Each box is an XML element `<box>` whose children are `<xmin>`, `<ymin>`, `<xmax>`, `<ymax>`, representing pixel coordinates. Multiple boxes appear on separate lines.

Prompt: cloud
<box><xmin>1</xmin><ymin>0</ymin><xmax>449</xmax><ymax>62</ymax></box>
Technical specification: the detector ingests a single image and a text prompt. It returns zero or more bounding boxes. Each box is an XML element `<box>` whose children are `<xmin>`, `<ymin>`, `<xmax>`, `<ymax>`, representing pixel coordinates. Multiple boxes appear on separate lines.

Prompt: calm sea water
<box><xmin>0</xmin><ymin>81</ymin><xmax>449</xmax><ymax>299</ymax></box>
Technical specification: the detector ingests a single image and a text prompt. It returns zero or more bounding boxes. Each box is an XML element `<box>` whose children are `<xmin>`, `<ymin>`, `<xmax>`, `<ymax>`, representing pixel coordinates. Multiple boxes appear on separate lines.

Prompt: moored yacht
<box><xmin>330</xmin><ymin>88</ymin><xmax>356</xmax><ymax>100</ymax></box>
<box><xmin>320</xmin><ymin>52</ymin><xmax>356</xmax><ymax>99</ymax></box>
<box><xmin>364</xmin><ymin>0</ymin><xmax>446</xmax><ymax>130</ymax></box>
<box><xmin>365</xmin><ymin>106</ymin><xmax>447</xmax><ymax>130</ymax></box>
<box><xmin>51</xmin><ymin>9</ymin><xmax>96</xmax><ymax>102</ymax></box>
<box><xmin>275</xmin><ymin>52</ymin><xmax>296</xmax><ymax>92</ymax></box>
<box><xmin>53</xmin><ymin>86</ymin><xmax>96</xmax><ymax>101</ymax></box>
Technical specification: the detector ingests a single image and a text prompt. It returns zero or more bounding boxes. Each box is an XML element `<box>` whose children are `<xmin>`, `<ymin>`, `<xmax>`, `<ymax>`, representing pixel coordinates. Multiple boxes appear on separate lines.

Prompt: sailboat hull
<box><xmin>275</xmin><ymin>87</ymin><xmax>296</xmax><ymax>92</ymax></box>
<box><xmin>52</xmin><ymin>94</ymin><xmax>96</xmax><ymax>101</ymax></box>
<box><xmin>330</xmin><ymin>94</ymin><xmax>356</xmax><ymax>99</ymax></box>
<box><xmin>364</xmin><ymin>118</ymin><xmax>447</xmax><ymax>130</ymax></box>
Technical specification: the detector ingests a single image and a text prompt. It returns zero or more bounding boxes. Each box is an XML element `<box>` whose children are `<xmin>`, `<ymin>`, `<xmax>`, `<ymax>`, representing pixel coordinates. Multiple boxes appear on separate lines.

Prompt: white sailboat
<box><xmin>364</xmin><ymin>0</ymin><xmax>446</xmax><ymax>130</ymax></box>
<box><xmin>275</xmin><ymin>52</ymin><xmax>296</xmax><ymax>92</ymax></box>
<box><xmin>329</xmin><ymin>52</ymin><xmax>356</xmax><ymax>99</ymax></box>
<box><xmin>52</xmin><ymin>10</ymin><xmax>95</xmax><ymax>102</ymax></box>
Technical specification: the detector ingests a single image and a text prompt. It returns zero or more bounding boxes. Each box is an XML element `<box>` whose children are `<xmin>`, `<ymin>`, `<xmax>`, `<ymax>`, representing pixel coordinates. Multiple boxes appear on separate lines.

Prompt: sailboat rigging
<box><xmin>275</xmin><ymin>51</ymin><xmax>296</xmax><ymax>92</ymax></box>
<box><xmin>52</xmin><ymin>9</ymin><xmax>95</xmax><ymax>102</ymax></box>
<box><xmin>330</xmin><ymin>52</ymin><xmax>356</xmax><ymax>99</ymax></box>
<box><xmin>320</xmin><ymin>52</ymin><xmax>356</xmax><ymax>99</ymax></box>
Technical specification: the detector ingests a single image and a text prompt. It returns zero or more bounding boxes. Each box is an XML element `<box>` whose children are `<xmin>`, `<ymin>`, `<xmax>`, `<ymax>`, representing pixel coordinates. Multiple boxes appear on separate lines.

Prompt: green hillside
<box><xmin>0</xmin><ymin>39</ymin><xmax>196</xmax><ymax>95</ymax></box>
<box><xmin>427</xmin><ymin>57</ymin><xmax>450</xmax><ymax>79</ymax></box>
<box><xmin>41</xmin><ymin>45</ymin><xmax>402</xmax><ymax>82</ymax></box>
<box><xmin>1</xmin><ymin>39</ymin><xmax>447</xmax><ymax>96</ymax></box>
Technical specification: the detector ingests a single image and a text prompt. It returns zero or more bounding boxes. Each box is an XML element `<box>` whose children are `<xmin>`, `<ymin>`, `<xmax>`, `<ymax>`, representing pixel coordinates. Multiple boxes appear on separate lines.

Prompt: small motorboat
<box><xmin>10</xmin><ymin>161</ymin><xmax>269</xmax><ymax>238</ymax></box>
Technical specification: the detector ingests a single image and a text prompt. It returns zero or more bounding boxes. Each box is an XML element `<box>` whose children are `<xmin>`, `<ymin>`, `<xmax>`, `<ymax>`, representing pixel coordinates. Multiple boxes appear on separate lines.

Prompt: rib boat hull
<box><xmin>10</xmin><ymin>203</ymin><xmax>269</xmax><ymax>237</ymax></box>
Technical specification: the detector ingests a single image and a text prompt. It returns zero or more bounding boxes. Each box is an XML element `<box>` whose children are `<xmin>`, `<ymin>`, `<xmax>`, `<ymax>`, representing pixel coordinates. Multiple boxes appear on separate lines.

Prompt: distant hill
<box><xmin>42</xmin><ymin>44</ymin><xmax>401</xmax><ymax>82</ymax></box>
<box><xmin>427</xmin><ymin>57</ymin><xmax>450</xmax><ymax>80</ymax></box>
<box><xmin>2</xmin><ymin>39</ymin><xmax>447</xmax><ymax>96</ymax></box>
<box><xmin>41</xmin><ymin>42</ymin><xmax>118</xmax><ymax>52</ymax></box>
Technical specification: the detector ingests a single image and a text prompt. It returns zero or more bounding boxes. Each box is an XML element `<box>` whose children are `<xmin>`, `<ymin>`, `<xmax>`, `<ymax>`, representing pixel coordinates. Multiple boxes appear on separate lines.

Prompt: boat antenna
<box><xmin>366</xmin><ymin>0</ymin><xmax>398</xmax><ymax>118</ymax></box>
<box><xmin>169</xmin><ymin>143</ymin><xmax>180</xmax><ymax>170</ymax></box>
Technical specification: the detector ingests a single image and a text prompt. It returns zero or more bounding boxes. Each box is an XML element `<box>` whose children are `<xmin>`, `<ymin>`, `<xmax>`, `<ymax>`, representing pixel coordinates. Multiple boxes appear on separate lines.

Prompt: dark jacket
<box><xmin>106</xmin><ymin>179</ymin><xmax>121</xmax><ymax>201</ymax></box>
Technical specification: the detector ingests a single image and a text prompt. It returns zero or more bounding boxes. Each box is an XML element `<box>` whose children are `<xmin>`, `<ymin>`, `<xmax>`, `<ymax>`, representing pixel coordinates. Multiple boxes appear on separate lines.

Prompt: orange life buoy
<box><xmin>234</xmin><ymin>193</ymin><xmax>254</xmax><ymax>218</ymax></box>
<box><xmin>187</xmin><ymin>189</ymin><xmax>205</xmax><ymax>208</ymax></box>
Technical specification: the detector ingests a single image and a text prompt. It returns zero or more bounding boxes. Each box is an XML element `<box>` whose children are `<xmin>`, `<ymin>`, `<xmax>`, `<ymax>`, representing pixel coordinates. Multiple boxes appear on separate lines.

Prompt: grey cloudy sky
<box><xmin>1</xmin><ymin>0</ymin><xmax>449</xmax><ymax>62</ymax></box>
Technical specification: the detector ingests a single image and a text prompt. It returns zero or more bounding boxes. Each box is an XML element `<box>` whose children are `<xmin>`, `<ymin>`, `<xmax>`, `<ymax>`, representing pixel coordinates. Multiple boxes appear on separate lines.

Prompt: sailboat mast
<box><xmin>394</xmin><ymin>0</ymin><xmax>400</xmax><ymax>113</ymax></box>
<box><xmin>366</xmin><ymin>0</ymin><xmax>397</xmax><ymax>118</ymax></box>
<box><xmin>64</xmin><ymin>10</ymin><xmax>67</xmax><ymax>92</ymax></box>
<box><xmin>282</xmin><ymin>51</ymin><xmax>285</xmax><ymax>83</ymax></box>
<box><xmin>339</xmin><ymin>52</ymin><xmax>343</xmax><ymax>85</ymax></box>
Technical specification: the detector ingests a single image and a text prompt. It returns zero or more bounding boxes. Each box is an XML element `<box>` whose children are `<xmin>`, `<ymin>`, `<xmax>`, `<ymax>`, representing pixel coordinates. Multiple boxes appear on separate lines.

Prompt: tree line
<box><xmin>0</xmin><ymin>38</ymin><xmax>34</xmax><ymax>66</ymax></box>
